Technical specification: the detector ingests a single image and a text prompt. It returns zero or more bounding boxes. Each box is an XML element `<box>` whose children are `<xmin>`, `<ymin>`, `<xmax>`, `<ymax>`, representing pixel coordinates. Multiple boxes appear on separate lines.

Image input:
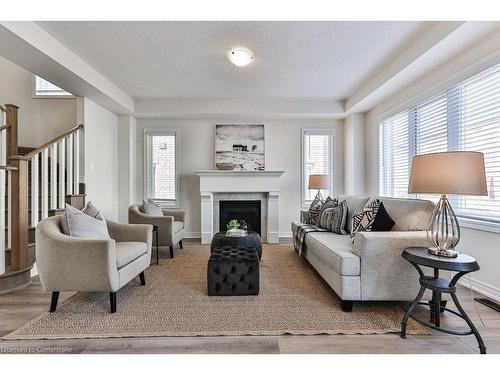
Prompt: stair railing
<box><xmin>0</xmin><ymin>104</ymin><xmax>83</xmax><ymax>274</ymax></box>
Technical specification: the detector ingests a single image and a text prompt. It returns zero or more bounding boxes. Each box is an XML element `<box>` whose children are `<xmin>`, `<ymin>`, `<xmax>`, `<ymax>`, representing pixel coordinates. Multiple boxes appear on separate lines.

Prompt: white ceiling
<box><xmin>37</xmin><ymin>21</ymin><xmax>427</xmax><ymax>100</ymax></box>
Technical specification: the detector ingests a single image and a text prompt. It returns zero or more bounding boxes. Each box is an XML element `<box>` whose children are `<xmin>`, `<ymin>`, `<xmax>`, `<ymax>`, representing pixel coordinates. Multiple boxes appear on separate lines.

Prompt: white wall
<box><xmin>117</xmin><ymin>116</ymin><xmax>137</xmax><ymax>222</ymax></box>
<box><xmin>344</xmin><ymin>113</ymin><xmax>365</xmax><ymax>195</ymax></box>
<box><xmin>0</xmin><ymin>56</ymin><xmax>76</xmax><ymax>147</ymax></box>
<box><xmin>364</xmin><ymin>29</ymin><xmax>500</xmax><ymax>300</ymax></box>
<box><xmin>133</xmin><ymin>119</ymin><xmax>344</xmax><ymax>238</ymax></box>
<box><xmin>78</xmin><ymin>97</ymin><xmax>119</xmax><ymax>221</ymax></box>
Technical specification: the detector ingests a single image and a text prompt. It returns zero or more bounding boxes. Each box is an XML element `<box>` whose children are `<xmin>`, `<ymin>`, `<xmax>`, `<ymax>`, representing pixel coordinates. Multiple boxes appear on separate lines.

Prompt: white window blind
<box><xmin>34</xmin><ymin>76</ymin><xmax>72</xmax><ymax>96</ymax></box>
<box><xmin>302</xmin><ymin>129</ymin><xmax>334</xmax><ymax>204</ymax></box>
<box><xmin>144</xmin><ymin>130</ymin><xmax>178</xmax><ymax>205</ymax></box>
<box><xmin>380</xmin><ymin>63</ymin><xmax>500</xmax><ymax>221</ymax></box>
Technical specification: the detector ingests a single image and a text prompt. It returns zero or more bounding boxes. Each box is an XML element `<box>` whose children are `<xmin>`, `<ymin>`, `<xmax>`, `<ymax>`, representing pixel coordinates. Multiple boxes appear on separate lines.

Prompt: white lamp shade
<box><xmin>408</xmin><ymin>151</ymin><xmax>487</xmax><ymax>196</ymax></box>
<box><xmin>308</xmin><ymin>174</ymin><xmax>329</xmax><ymax>190</ymax></box>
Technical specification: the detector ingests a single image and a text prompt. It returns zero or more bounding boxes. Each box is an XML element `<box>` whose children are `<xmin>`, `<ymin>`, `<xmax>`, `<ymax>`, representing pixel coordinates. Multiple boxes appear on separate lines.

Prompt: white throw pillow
<box><xmin>143</xmin><ymin>199</ymin><xmax>163</xmax><ymax>217</ymax></box>
<box><xmin>61</xmin><ymin>204</ymin><xmax>110</xmax><ymax>239</ymax></box>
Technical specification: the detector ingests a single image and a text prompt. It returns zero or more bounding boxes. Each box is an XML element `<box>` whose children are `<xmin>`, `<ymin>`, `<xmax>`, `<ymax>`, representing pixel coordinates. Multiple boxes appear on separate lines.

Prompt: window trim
<box><xmin>143</xmin><ymin>128</ymin><xmax>180</xmax><ymax>209</ymax></box>
<box><xmin>300</xmin><ymin>128</ymin><xmax>336</xmax><ymax>208</ymax></box>
<box><xmin>32</xmin><ymin>75</ymin><xmax>75</xmax><ymax>99</ymax></box>
<box><xmin>378</xmin><ymin>58</ymin><xmax>500</xmax><ymax>225</ymax></box>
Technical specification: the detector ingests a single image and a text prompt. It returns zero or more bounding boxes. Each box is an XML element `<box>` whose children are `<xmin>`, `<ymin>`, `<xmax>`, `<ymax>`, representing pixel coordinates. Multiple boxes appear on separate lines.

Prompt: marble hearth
<box><xmin>195</xmin><ymin>171</ymin><xmax>285</xmax><ymax>244</ymax></box>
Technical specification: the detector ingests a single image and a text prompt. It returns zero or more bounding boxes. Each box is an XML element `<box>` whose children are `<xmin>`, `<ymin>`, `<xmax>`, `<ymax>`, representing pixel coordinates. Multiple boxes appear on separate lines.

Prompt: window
<box><xmin>301</xmin><ymin>129</ymin><xmax>335</xmax><ymax>206</ymax></box>
<box><xmin>144</xmin><ymin>129</ymin><xmax>179</xmax><ymax>207</ymax></box>
<box><xmin>380</xmin><ymin>63</ymin><xmax>500</xmax><ymax>222</ymax></box>
<box><xmin>33</xmin><ymin>76</ymin><xmax>73</xmax><ymax>97</ymax></box>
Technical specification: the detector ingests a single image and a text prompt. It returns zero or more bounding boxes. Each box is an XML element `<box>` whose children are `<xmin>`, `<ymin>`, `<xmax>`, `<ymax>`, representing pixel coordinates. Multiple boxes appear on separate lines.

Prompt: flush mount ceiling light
<box><xmin>227</xmin><ymin>47</ymin><xmax>254</xmax><ymax>67</ymax></box>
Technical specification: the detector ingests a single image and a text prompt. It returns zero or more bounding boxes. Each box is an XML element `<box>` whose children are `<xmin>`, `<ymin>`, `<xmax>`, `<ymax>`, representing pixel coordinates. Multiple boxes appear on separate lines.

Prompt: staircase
<box><xmin>0</xmin><ymin>104</ymin><xmax>84</xmax><ymax>293</ymax></box>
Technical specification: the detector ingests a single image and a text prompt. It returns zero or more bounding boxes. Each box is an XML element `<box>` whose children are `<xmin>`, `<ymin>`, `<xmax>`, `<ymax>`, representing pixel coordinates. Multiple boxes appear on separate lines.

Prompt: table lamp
<box><xmin>308</xmin><ymin>174</ymin><xmax>329</xmax><ymax>202</ymax></box>
<box><xmin>408</xmin><ymin>151</ymin><xmax>487</xmax><ymax>258</ymax></box>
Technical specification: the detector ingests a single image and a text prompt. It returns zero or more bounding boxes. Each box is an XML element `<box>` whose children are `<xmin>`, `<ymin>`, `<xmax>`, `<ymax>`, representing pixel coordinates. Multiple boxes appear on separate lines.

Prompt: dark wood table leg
<box><xmin>156</xmin><ymin>229</ymin><xmax>159</xmax><ymax>265</ymax></box>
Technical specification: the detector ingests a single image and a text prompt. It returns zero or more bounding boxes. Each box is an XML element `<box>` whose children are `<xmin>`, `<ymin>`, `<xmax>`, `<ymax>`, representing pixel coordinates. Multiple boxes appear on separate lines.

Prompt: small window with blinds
<box><xmin>380</xmin><ymin>63</ymin><xmax>500</xmax><ymax>222</ymax></box>
<box><xmin>33</xmin><ymin>76</ymin><xmax>73</xmax><ymax>97</ymax></box>
<box><xmin>302</xmin><ymin>129</ymin><xmax>335</xmax><ymax>206</ymax></box>
<box><xmin>144</xmin><ymin>129</ymin><xmax>179</xmax><ymax>207</ymax></box>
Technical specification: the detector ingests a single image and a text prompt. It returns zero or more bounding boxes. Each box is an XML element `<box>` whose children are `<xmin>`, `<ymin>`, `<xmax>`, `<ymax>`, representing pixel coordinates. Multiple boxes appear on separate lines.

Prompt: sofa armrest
<box><xmin>162</xmin><ymin>209</ymin><xmax>185</xmax><ymax>223</ymax></box>
<box><xmin>352</xmin><ymin>231</ymin><xmax>428</xmax><ymax>258</ymax></box>
<box><xmin>352</xmin><ymin>231</ymin><xmax>432</xmax><ymax>301</ymax></box>
<box><xmin>300</xmin><ymin>210</ymin><xmax>310</xmax><ymax>223</ymax></box>
<box><xmin>106</xmin><ymin>220</ymin><xmax>152</xmax><ymax>255</ymax></box>
<box><xmin>35</xmin><ymin>226</ymin><xmax>119</xmax><ymax>292</ymax></box>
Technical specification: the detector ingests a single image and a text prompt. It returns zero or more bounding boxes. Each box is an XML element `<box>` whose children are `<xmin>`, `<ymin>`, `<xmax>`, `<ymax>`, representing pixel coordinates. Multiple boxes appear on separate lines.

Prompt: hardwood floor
<box><xmin>1</xmin><ymin>241</ymin><xmax>499</xmax><ymax>354</ymax></box>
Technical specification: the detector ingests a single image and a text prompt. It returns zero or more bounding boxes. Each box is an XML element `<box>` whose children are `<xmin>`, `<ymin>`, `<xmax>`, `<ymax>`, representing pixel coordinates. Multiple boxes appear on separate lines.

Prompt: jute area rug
<box><xmin>4</xmin><ymin>244</ymin><xmax>425</xmax><ymax>340</ymax></box>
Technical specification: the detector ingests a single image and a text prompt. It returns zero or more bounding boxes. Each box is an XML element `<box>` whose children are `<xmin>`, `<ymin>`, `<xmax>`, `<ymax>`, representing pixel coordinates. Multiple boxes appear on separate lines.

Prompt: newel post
<box><xmin>5</xmin><ymin>104</ymin><xmax>19</xmax><ymax>160</ymax></box>
<box><xmin>8</xmin><ymin>155</ymin><xmax>29</xmax><ymax>271</ymax></box>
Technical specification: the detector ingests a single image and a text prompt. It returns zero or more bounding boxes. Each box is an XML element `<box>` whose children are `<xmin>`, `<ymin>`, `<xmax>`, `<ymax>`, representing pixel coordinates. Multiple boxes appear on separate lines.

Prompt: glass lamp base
<box><xmin>428</xmin><ymin>247</ymin><xmax>458</xmax><ymax>258</ymax></box>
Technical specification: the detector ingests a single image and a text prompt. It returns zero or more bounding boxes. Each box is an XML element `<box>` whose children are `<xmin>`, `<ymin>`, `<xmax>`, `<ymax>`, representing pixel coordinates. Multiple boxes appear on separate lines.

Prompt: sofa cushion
<box><xmin>304</xmin><ymin>232</ymin><xmax>360</xmax><ymax>276</ymax></box>
<box><xmin>370</xmin><ymin>196</ymin><xmax>434</xmax><ymax>231</ymax></box>
<box><xmin>173</xmin><ymin>221</ymin><xmax>184</xmax><ymax>233</ymax></box>
<box><xmin>116</xmin><ymin>241</ymin><xmax>148</xmax><ymax>269</ymax></box>
<box><xmin>337</xmin><ymin>195</ymin><xmax>370</xmax><ymax>233</ymax></box>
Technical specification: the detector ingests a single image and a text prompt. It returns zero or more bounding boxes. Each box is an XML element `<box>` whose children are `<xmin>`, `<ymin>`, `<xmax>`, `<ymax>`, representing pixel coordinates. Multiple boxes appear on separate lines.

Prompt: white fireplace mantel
<box><xmin>195</xmin><ymin>171</ymin><xmax>285</xmax><ymax>244</ymax></box>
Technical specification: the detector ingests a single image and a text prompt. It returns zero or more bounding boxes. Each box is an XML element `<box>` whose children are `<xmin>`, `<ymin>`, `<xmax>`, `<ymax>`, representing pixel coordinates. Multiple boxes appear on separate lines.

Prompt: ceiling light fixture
<box><xmin>228</xmin><ymin>47</ymin><xmax>254</xmax><ymax>67</ymax></box>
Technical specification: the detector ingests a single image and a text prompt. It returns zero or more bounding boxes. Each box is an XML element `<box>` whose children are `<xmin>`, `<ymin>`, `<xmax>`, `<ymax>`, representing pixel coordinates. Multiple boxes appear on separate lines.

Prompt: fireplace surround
<box><xmin>195</xmin><ymin>171</ymin><xmax>284</xmax><ymax>244</ymax></box>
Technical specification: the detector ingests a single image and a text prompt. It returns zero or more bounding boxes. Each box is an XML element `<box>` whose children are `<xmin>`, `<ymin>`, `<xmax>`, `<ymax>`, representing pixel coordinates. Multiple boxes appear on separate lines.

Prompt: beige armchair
<box><xmin>128</xmin><ymin>204</ymin><xmax>185</xmax><ymax>258</ymax></box>
<box><xmin>35</xmin><ymin>216</ymin><xmax>152</xmax><ymax>313</ymax></box>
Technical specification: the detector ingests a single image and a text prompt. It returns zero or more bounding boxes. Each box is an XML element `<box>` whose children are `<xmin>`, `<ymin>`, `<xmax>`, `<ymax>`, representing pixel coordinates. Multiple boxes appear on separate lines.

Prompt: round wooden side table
<box><xmin>401</xmin><ymin>247</ymin><xmax>486</xmax><ymax>354</ymax></box>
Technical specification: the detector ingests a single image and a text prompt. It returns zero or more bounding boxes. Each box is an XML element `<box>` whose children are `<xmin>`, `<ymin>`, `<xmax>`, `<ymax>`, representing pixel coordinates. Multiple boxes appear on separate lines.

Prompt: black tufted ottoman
<box><xmin>210</xmin><ymin>231</ymin><xmax>262</xmax><ymax>260</ymax></box>
<box><xmin>207</xmin><ymin>246</ymin><xmax>260</xmax><ymax>296</ymax></box>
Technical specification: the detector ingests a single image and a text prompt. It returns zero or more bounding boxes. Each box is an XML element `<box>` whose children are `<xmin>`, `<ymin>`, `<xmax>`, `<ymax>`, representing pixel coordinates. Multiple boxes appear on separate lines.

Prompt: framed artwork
<box><xmin>215</xmin><ymin>124</ymin><xmax>265</xmax><ymax>171</ymax></box>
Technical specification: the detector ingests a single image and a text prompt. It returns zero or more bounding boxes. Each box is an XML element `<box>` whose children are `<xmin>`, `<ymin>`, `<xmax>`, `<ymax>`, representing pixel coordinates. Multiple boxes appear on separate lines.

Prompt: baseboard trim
<box><xmin>279</xmin><ymin>231</ymin><xmax>293</xmax><ymax>238</ymax></box>
<box><xmin>457</xmin><ymin>276</ymin><xmax>500</xmax><ymax>303</ymax></box>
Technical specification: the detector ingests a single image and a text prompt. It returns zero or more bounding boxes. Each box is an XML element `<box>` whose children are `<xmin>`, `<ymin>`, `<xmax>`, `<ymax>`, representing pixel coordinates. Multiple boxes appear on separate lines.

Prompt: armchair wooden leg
<box><xmin>110</xmin><ymin>292</ymin><xmax>117</xmax><ymax>313</ymax></box>
<box><xmin>169</xmin><ymin>246</ymin><xmax>174</xmax><ymax>258</ymax></box>
<box><xmin>179</xmin><ymin>240</ymin><xmax>183</xmax><ymax>249</ymax></box>
<box><xmin>139</xmin><ymin>271</ymin><xmax>146</xmax><ymax>286</ymax></box>
<box><xmin>49</xmin><ymin>291</ymin><xmax>60</xmax><ymax>312</ymax></box>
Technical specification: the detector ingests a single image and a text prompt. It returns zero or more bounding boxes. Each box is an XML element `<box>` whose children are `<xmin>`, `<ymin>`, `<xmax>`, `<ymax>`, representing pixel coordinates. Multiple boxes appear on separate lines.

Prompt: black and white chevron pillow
<box><xmin>350</xmin><ymin>199</ymin><xmax>381</xmax><ymax>239</ymax></box>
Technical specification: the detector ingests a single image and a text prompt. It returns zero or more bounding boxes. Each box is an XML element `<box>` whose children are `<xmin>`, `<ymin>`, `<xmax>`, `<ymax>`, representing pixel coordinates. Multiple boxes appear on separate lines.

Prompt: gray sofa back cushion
<box><xmin>338</xmin><ymin>195</ymin><xmax>370</xmax><ymax>233</ymax></box>
<box><xmin>369</xmin><ymin>196</ymin><xmax>434</xmax><ymax>231</ymax></box>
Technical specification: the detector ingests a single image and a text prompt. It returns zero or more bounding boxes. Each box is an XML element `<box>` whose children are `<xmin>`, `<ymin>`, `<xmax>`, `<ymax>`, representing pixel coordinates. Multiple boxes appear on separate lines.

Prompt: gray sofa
<box><xmin>292</xmin><ymin>195</ymin><xmax>435</xmax><ymax>311</ymax></box>
<box><xmin>36</xmin><ymin>216</ymin><xmax>152</xmax><ymax>313</ymax></box>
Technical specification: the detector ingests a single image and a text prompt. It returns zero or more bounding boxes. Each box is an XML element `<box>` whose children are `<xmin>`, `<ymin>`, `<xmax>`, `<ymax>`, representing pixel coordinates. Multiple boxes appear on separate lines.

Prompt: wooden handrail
<box><xmin>0</xmin><ymin>165</ymin><xmax>18</xmax><ymax>171</ymax></box>
<box><xmin>0</xmin><ymin>124</ymin><xmax>11</xmax><ymax>131</ymax></box>
<box><xmin>23</xmin><ymin>124</ymin><xmax>83</xmax><ymax>159</ymax></box>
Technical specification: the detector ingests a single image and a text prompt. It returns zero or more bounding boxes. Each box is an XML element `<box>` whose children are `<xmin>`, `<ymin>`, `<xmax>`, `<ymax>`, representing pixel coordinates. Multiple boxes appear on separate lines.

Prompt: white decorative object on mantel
<box><xmin>195</xmin><ymin>170</ymin><xmax>285</xmax><ymax>244</ymax></box>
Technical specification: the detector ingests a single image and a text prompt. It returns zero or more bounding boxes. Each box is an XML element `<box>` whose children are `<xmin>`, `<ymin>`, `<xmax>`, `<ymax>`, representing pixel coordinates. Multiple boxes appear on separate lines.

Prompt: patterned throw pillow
<box><xmin>350</xmin><ymin>199</ymin><xmax>382</xmax><ymax>239</ymax></box>
<box><xmin>306</xmin><ymin>194</ymin><xmax>323</xmax><ymax>225</ymax></box>
<box><xmin>82</xmin><ymin>201</ymin><xmax>104</xmax><ymax>220</ymax></box>
<box><xmin>317</xmin><ymin>196</ymin><xmax>338</xmax><ymax>224</ymax></box>
<box><xmin>319</xmin><ymin>200</ymin><xmax>348</xmax><ymax>234</ymax></box>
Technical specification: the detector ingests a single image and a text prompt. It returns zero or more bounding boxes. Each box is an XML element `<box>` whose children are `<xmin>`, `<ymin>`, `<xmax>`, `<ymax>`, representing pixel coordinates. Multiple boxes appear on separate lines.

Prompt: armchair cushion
<box><xmin>61</xmin><ymin>204</ymin><xmax>110</xmax><ymax>239</ymax></box>
<box><xmin>116</xmin><ymin>242</ymin><xmax>148</xmax><ymax>268</ymax></box>
<box><xmin>173</xmin><ymin>221</ymin><xmax>184</xmax><ymax>233</ymax></box>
